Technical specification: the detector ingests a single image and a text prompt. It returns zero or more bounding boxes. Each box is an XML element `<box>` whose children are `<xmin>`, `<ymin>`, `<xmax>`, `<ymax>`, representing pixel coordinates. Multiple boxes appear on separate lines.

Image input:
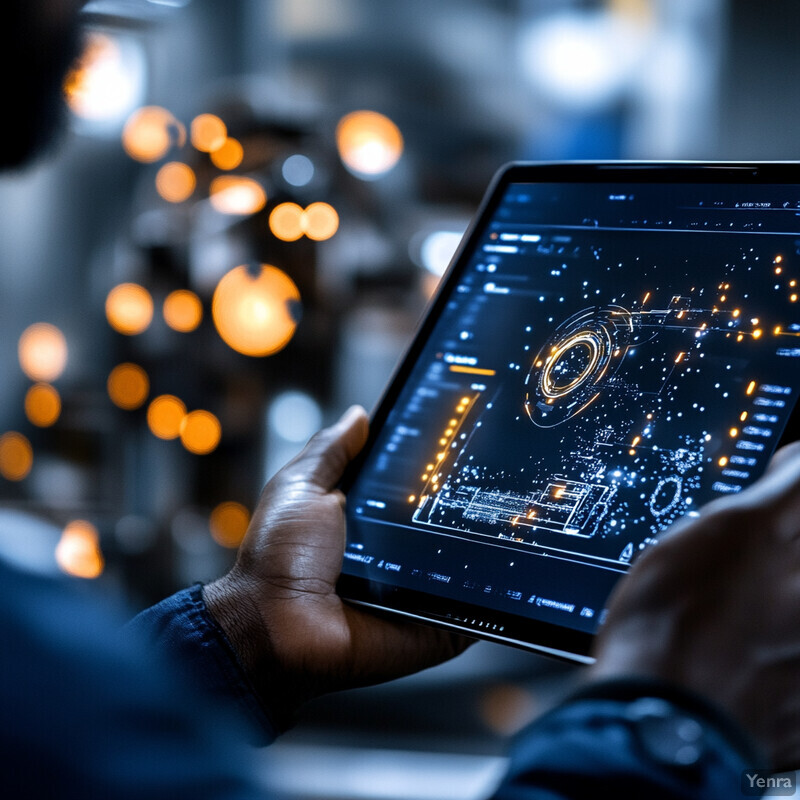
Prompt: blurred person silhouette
<box><xmin>1</xmin><ymin>2</ymin><xmax>798</xmax><ymax>798</ymax></box>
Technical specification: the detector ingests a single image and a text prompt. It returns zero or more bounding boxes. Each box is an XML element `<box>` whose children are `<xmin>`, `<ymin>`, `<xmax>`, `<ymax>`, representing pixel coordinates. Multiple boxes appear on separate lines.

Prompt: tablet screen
<box><xmin>340</xmin><ymin>166</ymin><xmax>800</xmax><ymax>657</ymax></box>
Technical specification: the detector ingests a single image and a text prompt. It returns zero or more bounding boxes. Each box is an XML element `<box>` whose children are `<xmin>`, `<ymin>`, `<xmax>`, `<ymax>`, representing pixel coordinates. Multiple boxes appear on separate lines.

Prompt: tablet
<box><xmin>337</xmin><ymin>162</ymin><xmax>800</xmax><ymax>663</ymax></box>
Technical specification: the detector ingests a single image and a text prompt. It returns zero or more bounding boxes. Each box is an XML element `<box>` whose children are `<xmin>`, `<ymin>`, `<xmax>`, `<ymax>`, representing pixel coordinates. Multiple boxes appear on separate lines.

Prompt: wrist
<box><xmin>202</xmin><ymin>574</ymin><xmax>306</xmax><ymax>732</ymax></box>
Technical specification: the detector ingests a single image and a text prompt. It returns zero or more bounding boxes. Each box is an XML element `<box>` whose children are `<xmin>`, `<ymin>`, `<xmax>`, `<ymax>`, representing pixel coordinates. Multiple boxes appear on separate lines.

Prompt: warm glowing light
<box><xmin>408</xmin><ymin>495</ymin><xmax>416</xmax><ymax>503</ymax></box>
<box><xmin>155</xmin><ymin>162</ymin><xmax>196</xmax><ymax>203</ymax></box>
<box><xmin>107</xmin><ymin>363</ymin><xmax>149</xmax><ymax>410</ymax></box>
<box><xmin>147</xmin><ymin>395</ymin><xmax>186</xmax><ymax>440</ymax></box>
<box><xmin>209</xmin><ymin>501</ymin><xmax>249</xmax><ymax>548</ymax></box>
<box><xmin>105</xmin><ymin>283</ymin><xmax>154</xmax><ymax>335</ymax></box>
<box><xmin>64</xmin><ymin>32</ymin><xmax>142</xmax><ymax>122</ymax></box>
<box><xmin>0</xmin><ymin>432</ymin><xmax>33</xmax><ymax>481</ymax></box>
<box><xmin>24</xmin><ymin>384</ymin><xmax>61</xmax><ymax>428</ymax></box>
<box><xmin>163</xmin><ymin>290</ymin><xmax>203</xmax><ymax>332</ymax></box>
<box><xmin>740</xmin><ymin>411</ymin><xmax>748</xmax><ymax>422</ymax></box>
<box><xmin>269</xmin><ymin>203</ymin><xmax>305</xmax><ymax>242</ymax></box>
<box><xmin>729</xmin><ymin>427</ymin><xmax>739</xmax><ymax>437</ymax></box>
<box><xmin>18</xmin><ymin>323</ymin><xmax>68</xmax><ymax>382</ymax></box>
<box><xmin>55</xmin><ymin>520</ymin><xmax>104</xmax><ymax>579</ymax></box>
<box><xmin>212</xmin><ymin>264</ymin><xmax>300</xmax><ymax>357</ymax></box>
<box><xmin>209</xmin><ymin>176</ymin><xmax>267</xmax><ymax>215</ymax></box>
<box><xmin>732</xmin><ymin>309</ymin><xmax>740</xmax><ymax>318</ymax></box>
<box><xmin>191</xmin><ymin>114</ymin><xmax>227</xmax><ymax>153</ymax></box>
<box><xmin>746</xmin><ymin>380</ymin><xmax>757</xmax><ymax>395</ymax></box>
<box><xmin>776</xmin><ymin>267</ymin><xmax>783</xmax><ymax>275</ymax></box>
<box><xmin>774</xmin><ymin>326</ymin><xmax>782</xmax><ymax>335</ymax></box>
<box><xmin>792</xmin><ymin>294</ymin><xmax>798</xmax><ymax>303</ymax></box>
<box><xmin>303</xmin><ymin>202</ymin><xmax>339</xmax><ymax>241</ymax></box>
<box><xmin>122</xmin><ymin>106</ymin><xmax>184</xmax><ymax>163</ymax></box>
<box><xmin>210</xmin><ymin>137</ymin><xmax>244</xmax><ymax>170</ymax></box>
<box><xmin>776</xmin><ymin>255</ymin><xmax>783</xmax><ymax>263</ymax></box>
<box><xmin>336</xmin><ymin>110</ymin><xmax>404</xmax><ymax>178</ymax></box>
<box><xmin>718</xmin><ymin>457</ymin><xmax>728</xmax><ymax>467</ymax></box>
<box><xmin>180</xmin><ymin>410</ymin><xmax>221</xmax><ymax>455</ymax></box>
<box><xmin>752</xmin><ymin>328</ymin><xmax>763</xmax><ymax>339</ymax></box>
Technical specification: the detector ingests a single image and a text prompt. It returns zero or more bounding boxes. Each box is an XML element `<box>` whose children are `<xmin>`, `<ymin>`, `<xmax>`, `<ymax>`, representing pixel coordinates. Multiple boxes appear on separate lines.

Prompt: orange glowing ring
<box><xmin>540</xmin><ymin>332</ymin><xmax>604</xmax><ymax>399</ymax></box>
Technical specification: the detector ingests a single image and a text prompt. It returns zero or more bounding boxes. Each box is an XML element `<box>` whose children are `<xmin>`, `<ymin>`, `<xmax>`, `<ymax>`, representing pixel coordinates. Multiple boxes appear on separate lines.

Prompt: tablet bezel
<box><xmin>337</xmin><ymin>161</ymin><xmax>800</xmax><ymax>663</ymax></box>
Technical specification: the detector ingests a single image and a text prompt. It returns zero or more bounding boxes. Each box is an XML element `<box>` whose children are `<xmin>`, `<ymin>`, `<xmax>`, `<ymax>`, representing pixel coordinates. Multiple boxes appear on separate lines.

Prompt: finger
<box><xmin>764</xmin><ymin>440</ymin><xmax>800</xmax><ymax>475</ymax></box>
<box><xmin>284</xmin><ymin>405</ymin><xmax>369</xmax><ymax>491</ymax></box>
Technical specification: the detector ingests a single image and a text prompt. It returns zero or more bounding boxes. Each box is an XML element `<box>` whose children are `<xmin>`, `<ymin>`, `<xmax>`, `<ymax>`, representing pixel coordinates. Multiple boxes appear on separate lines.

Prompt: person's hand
<box><xmin>590</xmin><ymin>441</ymin><xmax>800</xmax><ymax>770</ymax></box>
<box><xmin>203</xmin><ymin>406</ymin><xmax>471</xmax><ymax>729</ymax></box>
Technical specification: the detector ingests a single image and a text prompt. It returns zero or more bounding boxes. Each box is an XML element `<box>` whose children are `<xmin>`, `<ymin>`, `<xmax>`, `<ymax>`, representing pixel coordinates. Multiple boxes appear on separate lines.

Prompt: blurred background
<box><xmin>0</xmin><ymin>0</ymin><xmax>798</xmax><ymax>797</ymax></box>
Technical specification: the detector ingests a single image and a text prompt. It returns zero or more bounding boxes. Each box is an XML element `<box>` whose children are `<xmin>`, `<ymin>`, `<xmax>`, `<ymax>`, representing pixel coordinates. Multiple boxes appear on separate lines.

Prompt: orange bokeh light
<box><xmin>122</xmin><ymin>106</ymin><xmax>184</xmax><ymax>163</ymax></box>
<box><xmin>210</xmin><ymin>137</ymin><xmax>244</xmax><ymax>170</ymax></box>
<box><xmin>107</xmin><ymin>363</ymin><xmax>149</xmax><ymax>410</ymax></box>
<box><xmin>180</xmin><ymin>410</ymin><xmax>222</xmax><ymax>455</ymax></box>
<box><xmin>0</xmin><ymin>432</ymin><xmax>33</xmax><ymax>481</ymax></box>
<box><xmin>147</xmin><ymin>395</ymin><xmax>186</xmax><ymax>440</ymax></box>
<box><xmin>212</xmin><ymin>264</ymin><xmax>300</xmax><ymax>357</ymax></box>
<box><xmin>191</xmin><ymin>113</ymin><xmax>227</xmax><ymax>153</ymax></box>
<box><xmin>155</xmin><ymin>162</ymin><xmax>196</xmax><ymax>203</ymax></box>
<box><xmin>209</xmin><ymin>501</ymin><xmax>250</xmax><ymax>548</ymax></box>
<box><xmin>55</xmin><ymin>520</ymin><xmax>104</xmax><ymax>579</ymax></box>
<box><xmin>106</xmin><ymin>283</ymin><xmax>154</xmax><ymax>335</ymax></box>
<box><xmin>209</xmin><ymin>176</ymin><xmax>267</xmax><ymax>216</ymax></box>
<box><xmin>163</xmin><ymin>289</ymin><xmax>203</xmax><ymax>332</ymax></box>
<box><xmin>336</xmin><ymin>110</ymin><xmax>404</xmax><ymax>177</ymax></box>
<box><xmin>18</xmin><ymin>323</ymin><xmax>68</xmax><ymax>382</ymax></box>
<box><xmin>269</xmin><ymin>202</ymin><xmax>305</xmax><ymax>242</ymax></box>
<box><xmin>303</xmin><ymin>202</ymin><xmax>339</xmax><ymax>241</ymax></box>
<box><xmin>24</xmin><ymin>384</ymin><xmax>61</xmax><ymax>428</ymax></box>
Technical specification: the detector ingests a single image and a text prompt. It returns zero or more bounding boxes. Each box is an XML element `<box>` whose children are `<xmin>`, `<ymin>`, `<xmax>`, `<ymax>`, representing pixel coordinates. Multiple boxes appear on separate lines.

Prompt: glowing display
<box><xmin>344</xmin><ymin>178</ymin><xmax>800</xmax><ymax>639</ymax></box>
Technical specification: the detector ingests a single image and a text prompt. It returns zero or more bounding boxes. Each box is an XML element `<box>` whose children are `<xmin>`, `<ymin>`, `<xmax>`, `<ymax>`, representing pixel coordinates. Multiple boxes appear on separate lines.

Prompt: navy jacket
<box><xmin>0</xmin><ymin>559</ymin><xmax>760</xmax><ymax>798</ymax></box>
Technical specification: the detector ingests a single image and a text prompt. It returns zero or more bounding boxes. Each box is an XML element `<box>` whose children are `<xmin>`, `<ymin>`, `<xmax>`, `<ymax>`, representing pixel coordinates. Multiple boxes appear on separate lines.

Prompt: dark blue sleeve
<box><xmin>0</xmin><ymin>561</ymin><xmax>265</xmax><ymax>799</ymax></box>
<box><xmin>127</xmin><ymin>583</ymin><xmax>278</xmax><ymax>745</ymax></box>
<box><xmin>491</xmin><ymin>679</ymin><xmax>762</xmax><ymax>800</ymax></box>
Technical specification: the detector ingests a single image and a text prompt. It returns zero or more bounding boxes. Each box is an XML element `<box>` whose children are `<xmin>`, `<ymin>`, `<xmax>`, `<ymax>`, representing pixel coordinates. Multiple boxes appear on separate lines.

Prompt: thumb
<box><xmin>283</xmin><ymin>405</ymin><xmax>369</xmax><ymax>491</ymax></box>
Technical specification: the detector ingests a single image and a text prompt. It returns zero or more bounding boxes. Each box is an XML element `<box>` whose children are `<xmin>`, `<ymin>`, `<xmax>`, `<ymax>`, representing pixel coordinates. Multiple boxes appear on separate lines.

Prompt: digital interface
<box><xmin>343</xmin><ymin>178</ymin><xmax>800</xmax><ymax>641</ymax></box>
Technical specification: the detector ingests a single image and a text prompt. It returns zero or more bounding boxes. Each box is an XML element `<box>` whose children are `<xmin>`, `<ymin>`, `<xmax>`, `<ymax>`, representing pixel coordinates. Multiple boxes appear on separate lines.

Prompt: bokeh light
<box><xmin>107</xmin><ymin>363</ymin><xmax>150</xmax><ymax>410</ymax></box>
<box><xmin>0</xmin><ymin>432</ymin><xmax>33</xmax><ymax>481</ymax></box>
<box><xmin>269</xmin><ymin>202</ymin><xmax>305</xmax><ymax>241</ymax></box>
<box><xmin>155</xmin><ymin>162</ymin><xmax>196</xmax><ymax>203</ymax></box>
<box><xmin>191</xmin><ymin>113</ymin><xmax>227</xmax><ymax>152</ymax></box>
<box><xmin>212</xmin><ymin>264</ymin><xmax>301</xmax><ymax>357</ymax></box>
<box><xmin>209</xmin><ymin>176</ymin><xmax>267</xmax><ymax>215</ymax></box>
<box><xmin>209</xmin><ymin>501</ymin><xmax>250</xmax><ymax>548</ymax></box>
<box><xmin>122</xmin><ymin>106</ymin><xmax>184</xmax><ymax>163</ymax></box>
<box><xmin>282</xmin><ymin>154</ymin><xmax>315</xmax><ymax>187</ymax></box>
<box><xmin>18</xmin><ymin>323</ymin><xmax>68</xmax><ymax>382</ymax></box>
<box><xmin>303</xmin><ymin>202</ymin><xmax>339</xmax><ymax>241</ymax></box>
<box><xmin>105</xmin><ymin>283</ymin><xmax>154</xmax><ymax>335</ymax></box>
<box><xmin>210</xmin><ymin>137</ymin><xmax>244</xmax><ymax>170</ymax></box>
<box><xmin>180</xmin><ymin>410</ymin><xmax>222</xmax><ymax>455</ymax></box>
<box><xmin>336</xmin><ymin>110</ymin><xmax>404</xmax><ymax>178</ymax></box>
<box><xmin>268</xmin><ymin>391</ymin><xmax>323</xmax><ymax>443</ymax></box>
<box><xmin>63</xmin><ymin>32</ymin><xmax>143</xmax><ymax>122</ymax></box>
<box><xmin>24</xmin><ymin>384</ymin><xmax>61</xmax><ymax>428</ymax></box>
<box><xmin>55</xmin><ymin>520</ymin><xmax>104</xmax><ymax>580</ymax></box>
<box><xmin>147</xmin><ymin>395</ymin><xmax>187</xmax><ymax>440</ymax></box>
<box><xmin>163</xmin><ymin>289</ymin><xmax>203</xmax><ymax>332</ymax></box>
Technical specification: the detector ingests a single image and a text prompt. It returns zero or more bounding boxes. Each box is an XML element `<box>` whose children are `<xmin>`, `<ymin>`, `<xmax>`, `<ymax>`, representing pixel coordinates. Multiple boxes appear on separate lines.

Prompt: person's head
<box><xmin>3</xmin><ymin>1</ymin><xmax>86</xmax><ymax>170</ymax></box>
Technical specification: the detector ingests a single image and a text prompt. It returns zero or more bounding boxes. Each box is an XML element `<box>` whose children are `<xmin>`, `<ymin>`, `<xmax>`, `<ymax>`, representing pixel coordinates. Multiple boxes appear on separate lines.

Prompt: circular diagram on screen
<box><xmin>525</xmin><ymin>306</ymin><xmax>633</xmax><ymax>427</ymax></box>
